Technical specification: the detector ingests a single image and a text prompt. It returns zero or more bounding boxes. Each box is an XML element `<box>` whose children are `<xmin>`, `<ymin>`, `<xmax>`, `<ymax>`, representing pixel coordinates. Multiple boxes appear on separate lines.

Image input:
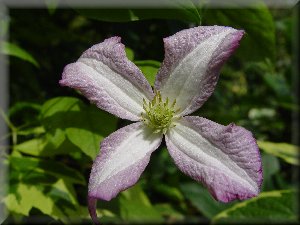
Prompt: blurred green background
<box><xmin>0</xmin><ymin>1</ymin><xmax>299</xmax><ymax>224</ymax></box>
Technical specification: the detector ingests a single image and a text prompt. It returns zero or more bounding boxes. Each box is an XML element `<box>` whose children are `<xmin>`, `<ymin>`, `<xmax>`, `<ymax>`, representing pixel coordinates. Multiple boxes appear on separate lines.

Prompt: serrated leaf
<box><xmin>180</xmin><ymin>182</ymin><xmax>233</xmax><ymax>219</ymax></box>
<box><xmin>212</xmin><ymin>190</ymin><xmax>298</xmax><ymax>224</ymax></box>
<box><xmin>135</xmin><ymin>60</ymin><xmax>161</xmax><ymax>86</ymax></box>
<box><xmin>258</xmin><ymin>141</ymin><xmax>299</xmax><ymax>165</ymax></box>
<box><xmin>1</xmin><ymin>41</ymin><xmax>39</xmax><ymax>67</ymax></box>
<box><xmin>4</xmin><ymin>183</ymin><xmax>64</xmax><ymax>218</ymax></box>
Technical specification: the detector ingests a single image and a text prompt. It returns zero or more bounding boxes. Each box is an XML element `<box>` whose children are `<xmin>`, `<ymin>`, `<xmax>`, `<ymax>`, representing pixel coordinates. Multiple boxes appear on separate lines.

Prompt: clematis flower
<box><xmin>59</xmin><ymin>26</ymin><xmax>263</xmax><ymax>224</ymax></box>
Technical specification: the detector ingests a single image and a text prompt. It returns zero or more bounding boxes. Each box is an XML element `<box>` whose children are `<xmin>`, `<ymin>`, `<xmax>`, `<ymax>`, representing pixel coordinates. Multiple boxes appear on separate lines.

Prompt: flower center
<box><xmin>141</xmin><ymin>90</ymin><xmax>180</xmax><ymax>134</ymax></box>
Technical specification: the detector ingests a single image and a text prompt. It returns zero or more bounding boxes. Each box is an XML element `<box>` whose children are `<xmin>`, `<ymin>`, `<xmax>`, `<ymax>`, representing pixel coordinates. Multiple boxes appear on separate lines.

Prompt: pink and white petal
<box><xmin>165</xmin><ymin>116</ymin><xmax>262</xmax><ymax>202</ymax></box>
<box><xmin>88</xmin><ymin>122</ymin><xmax>163</xmax><ymax>223</ymax></box>
<box><xmin>60</xmin><ymin>37</ymin><xmax>154</xmax><ymax>121</ymax></box>
<box><xmin>155</xmin><ymin>26</ymin><xmax>244</xmax><ymax>116</ymax></box>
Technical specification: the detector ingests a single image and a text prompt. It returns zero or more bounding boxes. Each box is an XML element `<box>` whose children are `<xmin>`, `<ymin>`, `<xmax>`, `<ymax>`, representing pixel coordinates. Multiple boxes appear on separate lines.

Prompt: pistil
<box><xmin>141</xmin><ymin>90</ymin><xmax>180</xmax><ymax>134</ymax></box>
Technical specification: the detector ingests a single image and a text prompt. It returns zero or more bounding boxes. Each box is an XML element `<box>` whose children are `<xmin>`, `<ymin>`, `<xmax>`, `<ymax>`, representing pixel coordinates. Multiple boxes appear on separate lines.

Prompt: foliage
<box><xmin>0</xmin><ymin>3</ymin><xmax>298</xmax><ymax>224</ymax></box>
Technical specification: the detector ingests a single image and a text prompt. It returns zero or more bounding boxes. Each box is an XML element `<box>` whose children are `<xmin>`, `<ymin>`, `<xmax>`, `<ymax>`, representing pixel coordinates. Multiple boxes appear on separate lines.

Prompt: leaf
<box><xmin>180</xmin><ymin>182</ymin><xmax>233</xmax><ymax>219</ymax></box>
<box><xmin>14</xmin><ymin>128</ymin><xmax>69</xmax><ymax>157</ymax></box>
<box><xmin>258</xmin><ymin>141</ymin><xmax>299</xmax><ymax>165</ymax></box>
<box><xmin>153</xmin><ymin>183</ymin><xmax>184</xmax><ymax>202</ymax></box>
<box><xmin>203</xmin><ymin>5</ymin><xmax>275</xmax><ymax>62</ymax></box>
<box><xmin>154</xmin><ymin>204</ymin><xmax>184</xmax><ymax>222</ymax></box>
<box><xmin>135</xmin><ymin>60</ymin><xmax>161</xmax><ymax>86</ymax></box>
<box><xmin>125</xmin><ymin>47</ymin><xmax>134</xmax><ymax>61</ymax></box>
<box><xmin>263</xmin><ymin>72</ymin><xmax>292</xmax><ymax>102</ymax></box>
<box><xmin>212</xmin><ymin>190</ymin><xmax>298</xmax><ymax>224</ymax></box>
<box><xmin>119</xmin><ymin>184</ymin><xmax>163</xmax><ymax>223</ymax></box>
<box><xmin>75</xmin><ymin>1</ymin><xmax>201</xmax><ymax>24</ymax></box>
<box><xmin>261</xmin><ymin>153</ymin><xmax>280</xmax><ymax>191</ymax></box>
<box><xmin>17</xmin><ymin>126</ymin><xmax>45</xmax><ymax>136</ymax></box>
<box><xmin>5</xmin><ymin>183</ymin><xmax>64</xmax><ymax>218</ymax></box>
<box><xmin>41</xmin><ymin>97</ymin><xmax>118</xmax><ymax>158</ymax></box>
<box><xmin>49</xmin><ymin>179</ymin><xmax>78</xmax><ymax>205</ymax></box>
<box><xmin>9</xmin><ymin>102</ymin><xmax>41</xmax><ymax>117</ymax></box>
<box><xmin>9</xmin><ymin>156</ymin><xmax>85</xmax><ymax>185</ymax></box>
<box><xmin>1</xmin><ymin>41</ymin><xmax>39</xmax><ymax>67</ymax></box>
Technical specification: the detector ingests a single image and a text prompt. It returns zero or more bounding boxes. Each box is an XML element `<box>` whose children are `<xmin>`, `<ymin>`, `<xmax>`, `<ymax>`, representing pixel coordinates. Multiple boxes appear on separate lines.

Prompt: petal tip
<box><xmin>88</xmin><ymin>196</ymin><xmax>100</xmax><ymax>225</ymax></box>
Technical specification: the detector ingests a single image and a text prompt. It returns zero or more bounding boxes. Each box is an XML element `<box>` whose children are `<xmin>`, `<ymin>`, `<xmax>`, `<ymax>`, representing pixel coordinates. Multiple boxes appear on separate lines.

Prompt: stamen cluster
<box><xmin>141</xmin><ymin>90</ymin><xmax>179</xmax><ymax>134</ymax></box>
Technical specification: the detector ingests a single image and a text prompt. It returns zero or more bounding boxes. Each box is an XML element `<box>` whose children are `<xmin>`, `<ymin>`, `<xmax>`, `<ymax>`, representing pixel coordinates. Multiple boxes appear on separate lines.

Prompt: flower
<box><xmin>59</xmin><ymin>26</ymin><xmax>263</xmax><ymax>224</ymax></box>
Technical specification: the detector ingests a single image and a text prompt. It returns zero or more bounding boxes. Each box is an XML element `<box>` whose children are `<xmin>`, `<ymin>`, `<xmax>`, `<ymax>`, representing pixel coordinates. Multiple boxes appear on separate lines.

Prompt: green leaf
<box><xmin>75</xmin><ymin>1</ymin><xmax>201</xmax><ymax>24</ymax></box>
<box><xmin>120</xmin><ymin>184</ymin><xmax>163</xmax><ymax>223</ymax></box>
<box><xmin>203</xmin><ymin>5</ymin><xmax>275</xmax><ymax>62</ymax></box>
<box><xmin>75</xmin><ymin>9</ymin><xmax>138</xmax><ymax>23</ymax></box>
<box><xmin>154</xmin><ymin>204</ymin><xmax>184</xmax><ymax>222</ymax></box>
<box><xmin>125</xmin><ymin>47</ymin><xmax>134</xmax><ymax>61</ymax></box>
<box><xmin>9</xmin><ymin>102</ymin><xmax>41</xmax><ymax>117</ymax></box>
<box><xmin>153</xmin><ymin>183</ymin><xmax>184</xmax><ymax>202</ymax></box>
<box><xmin>180</xmin><ymin>182</ymin><xmax>233</xmax><ymax>219</ymax></box>
<box><xmin>14</xmin><ymin>127</ymin><xmax>70</xmax><ymax>156</ymax></box>
<box><xmin>258</xmin><ymin>141</ymin><xmax>299</xmax><ymax>165</ymax></box>
<box><xmin>135</xmin><ymin>60</ymin><xmax>161</xmax><ymax>86</ymax></box>
<box><xmin>49</xmin><ymin>179</ymin><xmax>78</xmax><ymax>205</ymax></box>
<box><xmin>5</xmin><ymin>183</ymin><xmax>64</xmax><ymax>218</ymax></box>
<box><xmin>1</xmin><ymin>41</ymin><xmax>39</xmax><ymax>67</ymax></box>
<box><xmin>10</xmin><ymin>156</ymin><xmax>85</xmax><ymax>185</ymax></box>
<box><xmin>261</xmin><ymin>153</ymin><xmax>280</xmax><ymax>191</ymax></box>
<box><xmin>212</xmin><ymin>190</ymin><xmax>298</xmax><ymax>224</ymax></box>
<box><xmin>41</xmin><ymin>97</ymin><xmax>118</xmax><ymax>158</ymax></box>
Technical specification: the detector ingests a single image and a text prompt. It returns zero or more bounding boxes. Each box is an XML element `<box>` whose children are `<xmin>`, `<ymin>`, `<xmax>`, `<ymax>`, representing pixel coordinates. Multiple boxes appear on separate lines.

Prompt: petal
<box><xmin>88</xmin><ymin>122</ymin><xmax>162</xmax><ymax>223</ymax></box>
<box><xmin>60</xmin><ymin>37</ymin><xmax>154</xmax><ymax>121</ymax></box>
<box><xmin>155</xmin><ymin>26</ymin><xmax>244</xmax><ymax>116</ymax></box>
<box><xmin>165</xmin><ymin>116</ymin><xmax>262</xmax><ymax>202</ymax></box>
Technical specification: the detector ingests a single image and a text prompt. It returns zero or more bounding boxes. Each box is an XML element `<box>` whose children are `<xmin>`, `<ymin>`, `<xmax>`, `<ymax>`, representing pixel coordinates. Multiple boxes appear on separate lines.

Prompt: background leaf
<box><xmin>119</xmin><ymin>184</ymin><xmax>163</xmax><ymax>223</ymax></box>
<box><xmin>135</xmin><ymin>60</ymin><xmax>161</xmax><ymax>86</ymax></box>
<box><xmin>180</xmin><ymin>182</ymin><xmax>233</xmax><ymax>219</ymax></box>
<box><xmin>261</xmin><ymin>153</ymin><xmax>280</xmax><ymax>191</ymax></box>
<box><xmin>4</xmin><ymin>183</ymin><xmax>64</xmax><ymax>218</ymax></box>
<box><xmin>203</xmin><ymin>5</ymin><xmax>275</xmax><ymax>62</ymax></box>
<box><xmin>75</xmin><ymin>1</ymin><xmax>201</xmax><ymax>24</ymax></box>
<box><xmin>258</xmin><ymin>141</ymin><xmax>299</xmax><ymax>165</ymax></box>
<box><xmin>212</xmin><ymin>190</ymin><xmax>297</xmax><ymax>224</ymax></box>
<box><xmin>41</xmin><ymin>97</ymin><xmax>118</xmax><ymax>158</ymax></box>
<box><xmin>1</xmin><ymin>41</ymin><xmax>39</xmax><ymax>67</ymax></box>
<box><xmin>10</xmin><ymin>156</ymin><xmax>85</xmax><ymax>185</ymax></box>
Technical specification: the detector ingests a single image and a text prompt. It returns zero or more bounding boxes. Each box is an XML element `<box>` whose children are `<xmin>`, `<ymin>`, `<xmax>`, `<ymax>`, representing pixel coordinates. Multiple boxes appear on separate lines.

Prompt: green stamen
<box><xmin>141</xmin><ymin>90</ymin><xmax>180</xmax><ymax>134</ymax></box>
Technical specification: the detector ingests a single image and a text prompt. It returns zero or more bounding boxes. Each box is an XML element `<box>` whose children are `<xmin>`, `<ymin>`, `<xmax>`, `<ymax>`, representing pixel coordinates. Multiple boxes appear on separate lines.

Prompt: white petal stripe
<box><xmin>160</xmin><ymin>28</ymin><xmax>233</xmax><ymax>114</ymax></box>
<box><xmin>88</xmin><ymin>122</ymin><xmax>163</xmax><ymax>200</ymax></box>
<box><xmin>78</xmin><ymin>58</ymin><xmax>149</xmax><ymax>118</ymax></box>
<box><xmin>166</xmin><ymin>117</ymin><xmax>261</xmax><ymax>201</ymax></box>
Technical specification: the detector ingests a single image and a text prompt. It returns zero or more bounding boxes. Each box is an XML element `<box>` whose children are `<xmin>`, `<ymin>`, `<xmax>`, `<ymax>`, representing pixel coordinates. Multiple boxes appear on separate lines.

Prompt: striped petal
<box><xmin>165</xmin><ymin>116</ymin><xmax>262</xmax><ymax>202</ymax></box>
<box><xmin>60</xmin><ymin>37</ymin><xmax>154</xmax><ymax>121</ymax></box>
<box><xmin>88</xmin><ymin>122</ymin><xmax>162</xmax><ymax>223</ymax></box>
<box><xmin>155</xmin><ymin>26</ymin><xmax>244</xmax><ymax>116</ymax></box>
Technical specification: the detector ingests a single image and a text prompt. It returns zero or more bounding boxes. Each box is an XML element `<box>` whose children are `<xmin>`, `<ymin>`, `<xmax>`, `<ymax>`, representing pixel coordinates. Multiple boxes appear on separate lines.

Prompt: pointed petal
<box><xmin>88</xmin><ymin>122</ymin><xmax>162</xmax><ymax>222</ymax></box>
<box><xmin>155</xmin><ymin>26</ymin><xmax>244</xmax><ymax>116</ymax></box>
<box><xmin>60</xmin><ymin>37</ymin><xmax>154</xmax><ymax>121</ymax></box>
<box><xmin>87</xmin><ymin>197</ymin><xmax>99</xmax><ymax>225</ymax></box>
<box><xmin>165</xmin><ymin>116</ymin><xmax>262</xmax><ymax>202</ymax></box>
